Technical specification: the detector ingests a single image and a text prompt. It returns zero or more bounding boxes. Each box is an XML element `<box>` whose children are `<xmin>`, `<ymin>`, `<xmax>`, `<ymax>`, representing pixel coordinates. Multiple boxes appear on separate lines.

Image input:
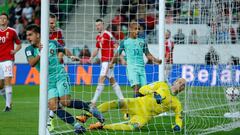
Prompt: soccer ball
<box><xmin>225</xmin><ymin>87</ymin><xmax>240</xmax><ymax>102</ymax></box>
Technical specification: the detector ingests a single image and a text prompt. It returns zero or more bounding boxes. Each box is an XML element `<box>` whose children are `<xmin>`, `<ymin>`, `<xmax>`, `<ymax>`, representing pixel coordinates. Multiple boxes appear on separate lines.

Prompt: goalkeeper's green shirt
<box><xmin>25</xmin><ymin>40</ymin><xmax>67</xmax><ymax>79</ymax></box>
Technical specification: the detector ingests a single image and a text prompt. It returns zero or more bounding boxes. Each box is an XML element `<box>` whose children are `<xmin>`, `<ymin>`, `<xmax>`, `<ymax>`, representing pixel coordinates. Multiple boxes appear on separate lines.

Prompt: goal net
<box><xmin>46</xmin><ymin>0</ymin><xmax>240</xmax><ymax>134</ymax></box>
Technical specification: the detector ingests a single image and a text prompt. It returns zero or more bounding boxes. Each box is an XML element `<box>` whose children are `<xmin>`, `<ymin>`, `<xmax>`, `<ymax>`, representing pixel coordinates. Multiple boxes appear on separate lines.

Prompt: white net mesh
<box><xmin>48</xmin><ymin>0</ymin><xmax>240</xmax><ymax>134</ymax></box>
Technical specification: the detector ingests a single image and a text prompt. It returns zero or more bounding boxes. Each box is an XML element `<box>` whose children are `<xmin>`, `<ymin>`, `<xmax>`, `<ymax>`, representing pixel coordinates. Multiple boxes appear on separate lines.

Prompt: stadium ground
<box><xmin>0</xmin><ymin>85</ymin><xmax>239</xmax><ymax>135</ymax></box>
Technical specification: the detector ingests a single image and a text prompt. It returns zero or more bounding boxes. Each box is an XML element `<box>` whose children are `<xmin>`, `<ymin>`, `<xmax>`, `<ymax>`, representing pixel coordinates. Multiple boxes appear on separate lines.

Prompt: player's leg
<box><xmin>97</xmin><ymin>99</ymin><xmax>125</xmax><ymax>113</ymax></box>
<box><xmin>127</xmin><ymin>68</ymin><xmax>142</xmax><ymax>97</ymax></box>
<box><xmin>134</xmin><ymin>68</ymin><xmax>146</xmax><ymax>97</ymax></box>
<box><xmin>60</xmin><ymin>95</ymin><xmax>105</xmax><ymax>124</ymax></box>
<box><xmin>48</xmin><ymin>89</ymin><xmax>86</xmax><ymax>134</ymax></box>
<box><xmin>108</xmin><ymin>65</ymin><xmax>124</xmax><ymax>100</ymax></box>
<box><xmin>91</xmin><ymin>62</ymin><xmax>108</xmax><ymax>106</ymax></box>
<box><xmin>103</xmin><ymin>123</ymin><xmax>135</xmax><ymax>131</ymax></box>
<box><xmin>57</xmin><ymin>79</ymin><xmax>105</xmax><ymax>123</ymax></box>
<box><xmin>103</xmin><ymin>115</ymin><xmax>149</xmax><ymax>131</ymax></box>
<box><xmin>0</xmin><ymin>64</ymin><xmax>5</xmax><ymax>100</ymax></box>
<box><xmin>164</xmin><ymin>64</ymin><xmax>172</xmax><ymax>81</ymax></box>
<box><xmin>139</xmin><ymin>68</ymin><xmax>147</xmax><ymax>95</ymax></box>
<box><xmin>89</xmin><ymin>99</ymin><xmax>128</xmax><ymax>130</ymax></box>
<box><xmin>2</xmin><ymin>61</ymin><xmax>14</xmax><ymax>111</ymax></box>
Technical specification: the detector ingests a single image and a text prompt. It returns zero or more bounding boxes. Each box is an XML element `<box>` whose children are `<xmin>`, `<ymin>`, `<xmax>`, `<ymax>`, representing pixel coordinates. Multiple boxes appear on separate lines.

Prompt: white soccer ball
<box><xmin>225</xmin><ymin>87</ymin><xmax>240</xmax><ymax>102</ymax></box>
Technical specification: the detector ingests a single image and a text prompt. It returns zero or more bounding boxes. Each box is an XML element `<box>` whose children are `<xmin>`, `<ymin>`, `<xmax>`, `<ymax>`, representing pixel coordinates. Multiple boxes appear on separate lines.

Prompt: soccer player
<box><xmin>89</xmin><ymin>78</ymin><xmax>186</xmax><ymax>131</ymax></box>
<box><xmin>24</xmin><ymin>24</ymin><xmax>104</xmax><ymax>134</ymax></box>
<box><xmin>49</xmin><ymin>14</ymin><xmax>65</xmax><ymax>63</ymax></box>
<box><xmin>110</xmin><ymin>22</ymin><xmax>162</xmax><ymax>97</ymax></box>
<box><xmin>48</xmin><ymin>13</ymin><xmax>66</xmax><ymax>131</ymax></box>
<box><xmin>0</xmin><ymin>13</ymin><xmax>22</xmax><ymax>112</ymax></box>
<box><xmin>89</xmin><ymin>19</ymin><xmax>124</xmax><ymax>107</ymax></box>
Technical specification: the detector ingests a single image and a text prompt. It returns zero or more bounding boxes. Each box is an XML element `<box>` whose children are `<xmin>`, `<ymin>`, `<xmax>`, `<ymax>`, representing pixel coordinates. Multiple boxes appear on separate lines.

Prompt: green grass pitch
<box><xmin>0</xmin><ymin>85</ymin><xmax>239</xmax><ymax>135</ymax></box>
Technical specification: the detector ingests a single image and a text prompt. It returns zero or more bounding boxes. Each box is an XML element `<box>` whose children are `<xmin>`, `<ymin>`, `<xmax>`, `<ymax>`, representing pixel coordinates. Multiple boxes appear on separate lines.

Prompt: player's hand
<box><xmin>154</xmin><ymin>92</ymin><xmax>162</xmax><ymax>104</ymax></box>
<box><xmin>10</xmin><ymin>50</ymin><xmax>16</xmax><ymax>54</ymax></box>
<box><xmin>172</xmin><ymin>124</ymin><xmax>181</xmax><ymax>132</ymax></box>
<box><xmin>69</xmin><ymin>56</ymin><xmax>80</xmax><ymax>61</ymax></box>
<box><xmin>87</xmin><ymin>58</ymin><xmax>93</xmax><ymax>64</ymax></box>
<box><xmin>109</xmin><ymin>63</ymin><xmax>114</xmax><ymax>69</ymax></box>
<box><xmin>154</xmin><ymin>59</ymin><xmax>162</xmax><ymax>65</ymax></box>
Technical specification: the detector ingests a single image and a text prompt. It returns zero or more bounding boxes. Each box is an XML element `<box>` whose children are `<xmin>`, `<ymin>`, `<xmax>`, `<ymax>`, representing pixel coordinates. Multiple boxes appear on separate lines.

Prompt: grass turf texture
<box><xmin>0</xmin><ymin>85</ymin><xmax>239</xmax><ymax>135</ymax></box>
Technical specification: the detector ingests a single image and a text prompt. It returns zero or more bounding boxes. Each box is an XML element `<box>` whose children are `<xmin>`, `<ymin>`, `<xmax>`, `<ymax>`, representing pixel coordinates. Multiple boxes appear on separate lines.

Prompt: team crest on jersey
<box><xmin>139</xmin><ymin>42</ymin><xmax>144</xmax><ymax>46</ymax></box>
<box><xmin>50</xmin><ymin>49</ymin><xmax>54</xmax><ymax>54</ymax></box>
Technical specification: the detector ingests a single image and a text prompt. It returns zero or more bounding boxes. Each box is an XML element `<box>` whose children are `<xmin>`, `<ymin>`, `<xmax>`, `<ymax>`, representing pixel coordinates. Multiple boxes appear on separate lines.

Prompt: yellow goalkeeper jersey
<box><xmin>125</xmin><ymin>81</ymin><xmax>183</xmax><ymax>128</ymax></box>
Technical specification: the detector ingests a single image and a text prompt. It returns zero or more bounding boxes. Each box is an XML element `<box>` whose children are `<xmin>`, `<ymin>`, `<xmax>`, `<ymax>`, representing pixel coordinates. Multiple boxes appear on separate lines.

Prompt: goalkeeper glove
<box><xmin>172</xmin><ymin>124</ymin><xmax>181</xmax><ymax>132</ymax></box>
<box><xmin>154</xmin><ymin>92</ymin><xmax>162</xmax><ymax>104</ymax></box>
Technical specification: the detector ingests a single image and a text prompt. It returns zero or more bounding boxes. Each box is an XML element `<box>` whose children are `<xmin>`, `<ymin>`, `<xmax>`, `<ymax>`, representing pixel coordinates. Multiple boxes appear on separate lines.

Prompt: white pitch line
<box><xmin>200</xmin><ymin>121</ymin><xmax>240</xmax><ymax>135</ymax></box>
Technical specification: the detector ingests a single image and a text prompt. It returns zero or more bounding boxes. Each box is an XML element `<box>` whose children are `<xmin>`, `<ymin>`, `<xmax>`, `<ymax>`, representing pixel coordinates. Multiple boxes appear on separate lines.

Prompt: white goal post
<box><xmin>39</xmin><ymin>1</ymin><xmax>49</xmax><ymax>135</ymax></box>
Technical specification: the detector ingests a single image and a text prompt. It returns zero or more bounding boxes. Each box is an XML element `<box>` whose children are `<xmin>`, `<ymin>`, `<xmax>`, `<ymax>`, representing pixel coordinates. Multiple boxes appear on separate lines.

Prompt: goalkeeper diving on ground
<box><xmin>77</xmin><ymin>78</ymin><xmax>186</xmax><ymax>132</ymax></box>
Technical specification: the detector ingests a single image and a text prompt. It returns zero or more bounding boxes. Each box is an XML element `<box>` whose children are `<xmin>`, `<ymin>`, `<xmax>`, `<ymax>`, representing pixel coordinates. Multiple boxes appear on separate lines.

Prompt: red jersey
<box><xmin>49</xmin><ymin>28</ymin><xmax>65</xmax><ymax>46</ymax></box>
<box><xmin>96</xmin><ymin>30</ymin><xmax>115</xmax><ymax>62</ymax></box>
<box><xmin>165</xmin><ymin>39</ymin><xmax>174</xmax><ymax>64</ymax></box>
<box><xmin>0</xmin><ymin>27</ymin><xmax>21</xmax><ymax>62</ymax></box>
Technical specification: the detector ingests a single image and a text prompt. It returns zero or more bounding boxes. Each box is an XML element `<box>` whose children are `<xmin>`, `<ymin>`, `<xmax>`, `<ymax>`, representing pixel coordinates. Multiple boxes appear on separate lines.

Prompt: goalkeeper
<box><xmin>86</xmin><ymin>78</ymin><xmax>186</xmax><ymax>131</ymax></box>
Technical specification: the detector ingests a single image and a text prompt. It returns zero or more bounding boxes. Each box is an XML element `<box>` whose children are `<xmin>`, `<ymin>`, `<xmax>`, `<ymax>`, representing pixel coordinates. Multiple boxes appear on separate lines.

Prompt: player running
<box><xmin>0</xmin><ymin>13</ymin><xmax>22</xmax><ymax>112</ymax></box>
<box><xmin>81</xmin><ymin>78</ymin><xmax>186</xmax><ymax>132</ymax></box>
<box><xmin>24</xmin><ymin>24</ymin><xmax>104</xmax><ymax>134</ymax></box>
<box><xmin>110</xmin><ymin>22</ymin><xmax>162</xmax><ymax>97</ymax></box>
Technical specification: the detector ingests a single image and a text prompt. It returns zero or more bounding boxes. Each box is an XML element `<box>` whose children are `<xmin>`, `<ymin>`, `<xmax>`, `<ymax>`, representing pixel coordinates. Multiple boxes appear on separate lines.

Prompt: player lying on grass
<box><xmin>77</xmin><ymin>78</ymin><xmax>186</xmax><ymax>132</ymax></box>
<box><xmin>25</xmin><ymin>24</ymin><xmax>104</xmax><ymax>134</ymax></box>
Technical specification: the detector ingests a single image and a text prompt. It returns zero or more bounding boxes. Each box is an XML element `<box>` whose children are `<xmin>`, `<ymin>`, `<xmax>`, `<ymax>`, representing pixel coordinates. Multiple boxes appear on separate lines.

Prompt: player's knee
<box><xmin>48</xmin><ymin>102</ymin><xmax>58</xmax><ymax>111</ymax></box>
<box><xmin>59</xmin><ymin>100</ymin><xmax>71</xmax><ymax>107</ymax></box>
<box><xmin>131</xmin><ymin>123</ymin><xmax>141</xmax><ymax>130</ymax></box>
<box><xmin>118</xmin><ymin>100</ymin><xmax>124</xmax><ymax>108</ymax></box>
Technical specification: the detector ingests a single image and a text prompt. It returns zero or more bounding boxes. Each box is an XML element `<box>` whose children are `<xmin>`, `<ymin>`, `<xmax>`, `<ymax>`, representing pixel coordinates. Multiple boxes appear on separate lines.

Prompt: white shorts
<box><xmin>100</xmin><ymin>62</ymin><xmax>114</xmax><ymax>78</ymax></box>
<box><xmin>0</xmin><ymin>61</ymin><xmax>14</xmax><ymax>79</ymax></box>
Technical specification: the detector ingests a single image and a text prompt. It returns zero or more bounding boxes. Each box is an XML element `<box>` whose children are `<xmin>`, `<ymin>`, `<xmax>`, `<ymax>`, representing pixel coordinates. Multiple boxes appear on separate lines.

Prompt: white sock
<box><xmin>0</xmin><ymin>88</ymin><xmax>6</xmax><ymax>100</ymax></box>
<box><xmin>49</xmin><ymin>110</ymin><xmax>55</xmax><ymax>118</ymax></box>
<box><xmin>91</xmin><ymin>84</ymin><xmax>104</xmax><ymax>104</ymax></box>
<box><xmin>112</xmin><ymin>83</ymin><xmax>124</xmax><ymax>100</ymax></box>
<box><xmin>5</xmin><ymin>86</ymin><xmax>12</xmax><ymax>107</ymax></box>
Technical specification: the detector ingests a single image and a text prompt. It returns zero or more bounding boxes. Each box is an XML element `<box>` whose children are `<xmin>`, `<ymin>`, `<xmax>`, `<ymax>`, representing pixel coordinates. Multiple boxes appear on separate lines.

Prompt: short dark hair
<box><xmin>0</xmin><ymin>12</ymin><xmax>9</xmax><ymax>19</ymax></box>
<box><xmin>50</xmin><ymin>13</ymin><xmax>56</xmax><ymax>19</ymax></box>
<box><xmin>26</xmin><ymin>24</ymin><xmax>40</xmax><ymax>34</ymax></box>
<box><xmin>96</xmin><ymin>18</ymin><xmax>103</xmax><ymax>23</ymax></box>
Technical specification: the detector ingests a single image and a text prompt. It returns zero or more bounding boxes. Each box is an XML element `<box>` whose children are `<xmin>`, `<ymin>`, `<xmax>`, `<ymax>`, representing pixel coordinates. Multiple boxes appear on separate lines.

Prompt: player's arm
<box><xmin>64</xmin><ymin>48</ymin><xmax>79</xmax><ymax>61</ymax></box>
<box><xmin>56</xmin><ymin>43</ymin><xmax>79</xmax><ymax>61</ymax></box>
<box><xmin>143</xmin><ymin>43</ymin><xmax>162</xmax><ymax>64</ymax></box>
<box><xmin>89</xmin><ymin>48</ymin><xmax>99</xmax><ymax>62</ymax></box>
<box><xmin>11</xmin><ymin>43</ymin><xmax>22</xmax><ymax>54</ymax></box>
<box><xmin>11</xmin><ymin>31</ymin><xmax>22</xmax><ymax>54</ymax></box>
<box><xmin>25</xmin><ymin>48</ymin><xmax>40</xmax><ymax>67</ymax></box>
<box><xmin>172</xmin><ymin>99</ymin><xmax>183</xmax><ymax>131</ymax></box>
<box><xmin>109</xmin><ymin>40</ymin><xmax>124</xmax><ymax>68</ymax></box>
